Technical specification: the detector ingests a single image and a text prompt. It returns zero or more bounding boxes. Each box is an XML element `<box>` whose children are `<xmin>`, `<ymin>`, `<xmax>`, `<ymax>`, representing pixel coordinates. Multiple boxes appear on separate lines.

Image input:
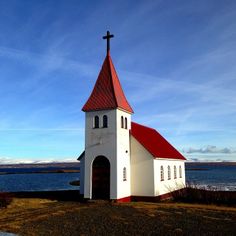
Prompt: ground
<box><xmin>0</xmin><ymin>198</ymin><xmax>236</xmax><ymax>236</ymax></box>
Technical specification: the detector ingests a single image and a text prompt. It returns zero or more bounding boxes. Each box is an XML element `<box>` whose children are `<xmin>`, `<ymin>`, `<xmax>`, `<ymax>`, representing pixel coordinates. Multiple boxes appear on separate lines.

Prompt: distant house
<box><xmin>78</xmin><ymin>32</ymin><xmax>186</xmax><ymax>202</ymax></box>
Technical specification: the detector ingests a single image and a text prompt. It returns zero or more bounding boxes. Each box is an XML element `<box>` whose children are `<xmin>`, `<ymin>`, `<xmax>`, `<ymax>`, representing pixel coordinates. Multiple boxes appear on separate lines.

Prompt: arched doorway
<box><xmin>92</xmin><ymin>156</ymin><xmax>110</xmax><ymax>199</ymax></box>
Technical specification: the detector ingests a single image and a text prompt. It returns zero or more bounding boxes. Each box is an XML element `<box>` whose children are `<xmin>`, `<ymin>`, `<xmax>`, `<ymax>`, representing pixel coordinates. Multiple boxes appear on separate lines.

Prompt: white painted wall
<box><xmin>116</xmin><ymin>109</ymin><xmax>131</xmax><ymax>199</ymax></box>
<box><xmin>130</xmin><ymin>136</ymin><xmax>186</xmax><ymax>197</ymax></box>
<box><xmin>84</xmin><ymin>109</ymin><xmax>132</xmax><ymax>200</ymax></box>
<box><xmin>84</xmin><ymin>110</ymin><xmax>117</xmax><ymax>199</ymax></box>
<box><xmin>130</xmin><ymin>136</ymin><xmax>155</xmax><ymax>196</ymax></box>
<box><xmin>79</xmin><ymin>157</ymin><xmax>85</xmax><ymax>194</ymax></box>
<box><xmin>83</xmin><ymin>109</ymin><xmax>186</xmax><ymax>199</ymax></box>
<box><xmin>154</xmin><ymin>159</ymin><xmax>186</xmax><ymax>196</ymax></box>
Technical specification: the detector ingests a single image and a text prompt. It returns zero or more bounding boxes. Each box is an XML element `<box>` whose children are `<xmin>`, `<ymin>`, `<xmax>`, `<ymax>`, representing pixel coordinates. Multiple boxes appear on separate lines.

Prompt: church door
<box><xmin>92</xmin><ymin>156</ymin><xmax>110</xmax><ymax>199</ymax></box>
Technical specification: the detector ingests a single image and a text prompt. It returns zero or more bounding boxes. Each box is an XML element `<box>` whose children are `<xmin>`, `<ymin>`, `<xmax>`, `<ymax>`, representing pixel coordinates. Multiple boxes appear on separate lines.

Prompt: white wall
<box><xmin>130</xmin><ymin>136</ymin><xmax>186</xmax><ymax>197</ymax></box>
<box><xmin>84</xmin><ymin>110</ymin><xmax>117</xmax><ymax>199</ymax></box>
<box><xmin>84</xmin><ymin>109</ymin><xmax>132</xmax><ymax>200</ymax></box>
<box><xmin>130</xmin><ymin>136</ymin><xmax>155</xmax><ymax>196</ymax></box>
<box><xmin>116</xmin><ymin>109</ymin><xmax>131</xmax><ymax>199</ymax></box>
<box><xmin>154</xmin><ymin>159</ymin><xmax>186</xmax><ymax>196</ymax></box>
<box><xmin>83</xmin><ymin>108</ymin><xmax>186</xmax><ymax>199</ymax></box>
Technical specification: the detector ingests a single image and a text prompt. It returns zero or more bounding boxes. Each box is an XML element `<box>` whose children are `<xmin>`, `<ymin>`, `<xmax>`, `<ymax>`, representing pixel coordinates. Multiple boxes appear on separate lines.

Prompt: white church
<box><xmin>78</xmin><ymin>31</ymin><xmax>186</xmax><ymax>202</ymax></box>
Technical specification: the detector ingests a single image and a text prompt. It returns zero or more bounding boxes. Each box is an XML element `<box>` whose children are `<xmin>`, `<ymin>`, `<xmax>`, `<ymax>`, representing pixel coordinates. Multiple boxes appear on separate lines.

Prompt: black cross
<box><xmin>103</xmin><ymin>31</ymin><xmax>114</xmax><ymax>53</ymax></box>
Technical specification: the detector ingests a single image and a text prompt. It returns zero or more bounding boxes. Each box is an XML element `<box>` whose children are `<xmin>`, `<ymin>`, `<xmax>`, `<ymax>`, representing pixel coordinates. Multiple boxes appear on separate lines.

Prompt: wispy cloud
<box><xmin>0</xmin><ymin>128</ymin><xmax>83</xmax><ymax>131</ymax></box>
<box><xmin>0</xmin><ymin>0</ymin><xmax>235</xmax><ymax>161</ymax></box>
<box><xmin>183</xmin><ymin>145</ymin><xmax>236</xmax><ymax>154</ymax></box>
<box><xmin>0</xmin><ymin>46</ymin><xmax>97</xmax><ymax>78</ymax></box>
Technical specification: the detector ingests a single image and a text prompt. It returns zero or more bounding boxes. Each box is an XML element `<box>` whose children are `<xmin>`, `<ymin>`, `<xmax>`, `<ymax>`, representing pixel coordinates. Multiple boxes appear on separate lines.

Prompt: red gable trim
<box><xmin>131</xmin><ymin>122</ymin><xmax>186</xmax><ymax>160</ymax></box>
<box><xmin>82</xmin><ymin>52</ymin><xmax>133</xmax><ymax>113</ymax></box>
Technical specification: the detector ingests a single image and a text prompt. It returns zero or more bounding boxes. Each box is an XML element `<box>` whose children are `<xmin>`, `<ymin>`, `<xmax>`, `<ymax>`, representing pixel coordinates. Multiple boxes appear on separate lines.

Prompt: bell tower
<box><xmin>81</xmin><ymin>31</ymin><xmax>133</xmax><ymax>201</ymax></box>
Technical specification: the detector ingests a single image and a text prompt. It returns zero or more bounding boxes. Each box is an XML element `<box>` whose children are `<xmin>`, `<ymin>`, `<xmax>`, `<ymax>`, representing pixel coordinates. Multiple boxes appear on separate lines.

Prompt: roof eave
<box><xmin>82</xmin><ymin>106</ymin><xmax>134</xmax><ymax>114</ymax></box>
<box><xmin>154</xmin><ymin>156</ymin><xmax>187</xmax><ymax>161</ymax></box>
<box><xmin>77</xmin><ymin>151</ymin><xmax>85</xmax><ymax>161</ymax></box>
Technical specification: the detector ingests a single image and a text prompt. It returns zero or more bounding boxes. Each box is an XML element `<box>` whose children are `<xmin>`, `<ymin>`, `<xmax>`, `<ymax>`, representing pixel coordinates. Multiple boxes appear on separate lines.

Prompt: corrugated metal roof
<box><xmin>131</xmin><ymin>122</ymin><xmax>186</xmax><ymax>160</ymax></box>
<box><xmin>82</xmin><ymin>52</ymin><xmax>133</xmax><ymax>113</ymax></box>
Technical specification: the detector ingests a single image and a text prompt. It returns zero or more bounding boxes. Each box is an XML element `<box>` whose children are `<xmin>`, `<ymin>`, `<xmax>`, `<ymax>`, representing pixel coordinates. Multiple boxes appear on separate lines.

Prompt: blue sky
<box><xmin>0</xmin><ymin>0</ymin><xmax>236</xmax><ymax>163</ymax></box>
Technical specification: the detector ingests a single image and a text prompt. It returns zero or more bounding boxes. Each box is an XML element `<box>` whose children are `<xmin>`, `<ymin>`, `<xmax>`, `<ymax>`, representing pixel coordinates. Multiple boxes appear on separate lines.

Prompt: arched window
<box><xmin>103</xmin><ymin>115</ymin><xmax>108</xmax><ymax>128</ymax></box>
<box><xmin>94</xmin><ymin>116</ymin><xmax>99</xmax><ymax>128</ymax></box>
<box><xmin>174</xmin><ymin>166</ymin><xmax>177</xmax><ymax>179</ymax></box>
<box><xmin>179</xmin><ymin>165</ymin><xmax>182</xmax><ymax>178</ymax></box>
<box><xmin>121</xmin><ymin>116</ymin><xmax>124</xmax><ymax>128</ymax></box>
<box><xmin>168</xmin><ymin>165</ymin><xmax>171</xmax><ymax>180</ymax></box>
<box><xmin>125</xmin><ymin>117</ymin><xmax>128</xmax><ymax>129</ymax></box>
<box><xmin>160</xmin><ymin>166</ymin><xmax>164</xmax><ymax>181</ymax></box>
<box><xmin>123</xmin><ymin>167</ymin><xmax>127</xmax><ymax>181</ymax></box>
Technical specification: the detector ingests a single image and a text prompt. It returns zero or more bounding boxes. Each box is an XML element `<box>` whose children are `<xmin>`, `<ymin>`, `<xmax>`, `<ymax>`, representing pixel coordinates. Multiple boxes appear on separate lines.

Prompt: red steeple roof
<box><xmin>82</xmin><ymin>52</ymin><xmax>134</xmax><ymax>113</ymax></box>
<box><xmin>131</xmin><ymin>122</ymin><xmax>186</xmax><ymax>160</ymax></box>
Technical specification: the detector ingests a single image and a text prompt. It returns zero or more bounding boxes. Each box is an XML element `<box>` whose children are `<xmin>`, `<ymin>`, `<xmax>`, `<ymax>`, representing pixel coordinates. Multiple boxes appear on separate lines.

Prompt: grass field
<box><xmin>0</xmin><ymin>197</ymin><xmax>236</xmax><ymax>236</ymax></box>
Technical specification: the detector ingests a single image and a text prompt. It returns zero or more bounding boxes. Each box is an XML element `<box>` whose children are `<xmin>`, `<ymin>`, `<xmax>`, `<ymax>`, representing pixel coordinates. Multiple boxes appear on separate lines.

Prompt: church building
<box><xmin>78</xmin><ymin>31</ymin><xmax>186</xmax><ymax>202</ymax></box>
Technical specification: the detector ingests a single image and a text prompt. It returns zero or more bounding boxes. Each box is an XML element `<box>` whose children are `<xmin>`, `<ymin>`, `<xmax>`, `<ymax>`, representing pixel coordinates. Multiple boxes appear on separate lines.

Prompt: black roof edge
<box><xmin>77</xmin><ymin>150</ymin><xmax>85</xmax><ymax>161</ymax></box>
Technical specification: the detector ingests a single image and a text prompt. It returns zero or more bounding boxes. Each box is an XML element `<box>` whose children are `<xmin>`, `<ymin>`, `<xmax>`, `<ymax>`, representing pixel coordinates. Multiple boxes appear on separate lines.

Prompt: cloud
<box><xmin>0</xmin><ymin>157</ymin><xmax>15</xmax><ymax>164</ymax></box>
<box><xmin>0</xmin><ymin>46</ymin><xmax>97</xmax><ymax>78</ymax></box>
<box><xmin>183</xmin><ymin>145</ymin><xmax>236</xmax><ymax>154</ymax></box>
<box><xmin>185</xmin><ymin>156</ymin><xmax>236</xmax><ymax>162</ymax></box>
<box><xmin>0</xmin><ymin>128</ymin><xmax>84</xmax><ymax>132</ymax></box>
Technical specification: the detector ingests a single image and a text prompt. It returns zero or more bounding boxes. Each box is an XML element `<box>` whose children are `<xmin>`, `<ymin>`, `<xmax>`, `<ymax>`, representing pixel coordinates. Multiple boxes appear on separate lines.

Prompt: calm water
<box><xmin>0</xmin><ymin>163</ymin><xmax>235</xmax><ymax>192</ymax></box>
<box><xmin>185</xmin><ymin>163</ymin><xmax>236</xmax><ymax>191</ymax></box>
<box><xmin>0</xmin><ymin>169</ymin><xmax>80</xmax><ymax>192</ymax></box>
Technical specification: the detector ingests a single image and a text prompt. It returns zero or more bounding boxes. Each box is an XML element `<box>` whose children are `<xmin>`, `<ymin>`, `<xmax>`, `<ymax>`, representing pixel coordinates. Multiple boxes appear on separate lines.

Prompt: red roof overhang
<box><xmin>131</xmin><ymin>122</ymin><xmax>186</xmax><ymax>160</ymax></box>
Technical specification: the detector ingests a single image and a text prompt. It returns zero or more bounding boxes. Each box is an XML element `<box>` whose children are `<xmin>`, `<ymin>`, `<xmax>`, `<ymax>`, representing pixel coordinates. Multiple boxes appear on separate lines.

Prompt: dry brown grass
<box><xmin>0</xmin><ymin>198</ymin><xmax>236</xmax><ymax>236</ymax></box>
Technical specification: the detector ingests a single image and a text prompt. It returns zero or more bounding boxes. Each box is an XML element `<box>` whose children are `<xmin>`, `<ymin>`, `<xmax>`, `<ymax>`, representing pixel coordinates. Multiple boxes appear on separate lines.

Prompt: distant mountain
<box><xmin>0</xmin><ymin>157</ymin><xmax>77</xmax><ymax>165</ymax></box>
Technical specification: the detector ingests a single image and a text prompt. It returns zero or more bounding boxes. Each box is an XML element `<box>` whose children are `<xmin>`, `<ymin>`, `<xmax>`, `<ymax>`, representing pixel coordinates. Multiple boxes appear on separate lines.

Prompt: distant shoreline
<box><xmin>0</xmin><ymin>161</ymin><xmax>235</xmax><ymax>167</ymax></box>
<box><xmin>186</xmin><ymin>161</ymin><xmax>236</xmax><ymax>166</ymax></box>
<box><xmin>0</xmin><ymin>162</ymin><xmax>80</xmax><ymax>175</ymax></box>
<box><xmin>185</xmin><ymin>168</ymin><xmax>209</xmax><ymax>171</ymax></box>
<box><xmin>0</xmin><ymin>169</ymin><xmax>80</xmax><ymax>175</ymax></box>
<box><xmin>0</xmin><ymin>162</ymin><xmax>80</xmax><ymax>168</ymax></box>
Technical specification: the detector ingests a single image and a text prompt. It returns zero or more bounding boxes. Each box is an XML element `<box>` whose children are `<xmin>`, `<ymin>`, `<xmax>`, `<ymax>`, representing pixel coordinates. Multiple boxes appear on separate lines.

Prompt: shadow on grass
<box><xmin>2</xmin><ymin>186</ymin><xmax>236</xmax><ymax>206</ymax></box>
<box><xmin>8</xmin><ymin>190</ymin><xmax>84</xmax><ymax>202</ymax></box>
<box><xmin>0</xmin><ymin>192</ymin><xmax>13</xmax><ymax>208</ymax></box>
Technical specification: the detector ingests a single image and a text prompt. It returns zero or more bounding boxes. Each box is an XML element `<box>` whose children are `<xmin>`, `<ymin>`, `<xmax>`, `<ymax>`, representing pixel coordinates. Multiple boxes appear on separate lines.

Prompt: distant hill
<box><xmin>0</xmin><ymin>162</ymin><xmax>80</xmax><ymax>169</ymax></box>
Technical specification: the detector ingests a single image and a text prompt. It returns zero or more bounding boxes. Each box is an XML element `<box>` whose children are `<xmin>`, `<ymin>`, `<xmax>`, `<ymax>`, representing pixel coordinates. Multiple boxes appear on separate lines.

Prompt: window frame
<box><xmin>123</xmin><ymin>167</ymin><xmax>127</xmax><ymax>181</ymax></box>
<box><xmin>179</xmin><ymin>165</ymin><xmax>182</xmax><ymax>178</ymax></box>
<box><xmin>125</xmin><ymin>117</ymin><xmax>128</xmax><ymax>129</ymax></box>
<box><xmin>160</xmin><ymin>165</ymin><xmax>164</xmax><ymax>181</ymax></box>
<box><xmin>94</xmin><ymin>116</ymin><xmax>99</xmax><ymax>128</ymax></box>
<box><xmin>103</xmin><ymin>115</ymin><xmax>108</xmax><ymax>128</ymax></box>
<box><xmin>174</xmin><ymin>165</ymin><xmax>177</xmax><ymax>179</ymax></box>
<box><xmin>168</xmin><ymin>165</ymin><xmax>171</xmax><ymax>180</ymax></box>
<box><xmin>121</xmin><ymin>116</ymin><xmax>124</xmax><ymax>128</ymax></box>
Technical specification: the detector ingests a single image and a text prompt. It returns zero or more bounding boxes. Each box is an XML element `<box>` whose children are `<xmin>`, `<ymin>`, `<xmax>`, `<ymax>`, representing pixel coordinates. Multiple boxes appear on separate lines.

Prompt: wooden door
<box><xmin>92</xmin><ymin>156</ymin><xmax>110</xmax><ymax>199</ymax></box>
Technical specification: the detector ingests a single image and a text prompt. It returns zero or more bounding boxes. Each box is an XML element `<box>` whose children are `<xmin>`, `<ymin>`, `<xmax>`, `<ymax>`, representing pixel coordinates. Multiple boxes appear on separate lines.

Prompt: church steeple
<box><xmin>82</xmin><ymin>31</ymin><xmax>133</xmax><ymax>114</ymax></box>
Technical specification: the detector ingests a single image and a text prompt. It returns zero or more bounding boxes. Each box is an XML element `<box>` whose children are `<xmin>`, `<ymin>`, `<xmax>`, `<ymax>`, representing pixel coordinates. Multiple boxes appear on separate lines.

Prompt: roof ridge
<box><xmin>106</xmin><ymin>53</ymin><xmax>118</xmax><ymax>108</ymax></box>
<box><xmin>131</xmin><ymin>121</ymin><xmax>156</xmax><ymax>132</ymax></box>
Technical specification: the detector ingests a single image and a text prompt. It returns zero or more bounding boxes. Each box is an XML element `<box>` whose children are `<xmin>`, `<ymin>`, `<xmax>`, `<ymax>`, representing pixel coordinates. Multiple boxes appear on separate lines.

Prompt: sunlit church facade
<box><xmin>78</xmin><ymin>32</ymin><xmax>186</xmax><ymax>202</ymax></box>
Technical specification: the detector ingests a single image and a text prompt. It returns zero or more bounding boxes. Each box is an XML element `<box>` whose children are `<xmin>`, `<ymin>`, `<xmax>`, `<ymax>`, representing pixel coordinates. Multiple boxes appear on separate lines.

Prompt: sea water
<box><xmin>185</xmin><ymin>163</ymin><xmax>236</xmax><ymax>191</ymax></box>
<box><xmin>0</xmin><ymin>171</ymin><xmax>79</xmax><ymax>192</ymax></box>
<box><xmin>0</xmin><ymin>163</ymin><xmax>235</xmax><ymax>192</ymax></box>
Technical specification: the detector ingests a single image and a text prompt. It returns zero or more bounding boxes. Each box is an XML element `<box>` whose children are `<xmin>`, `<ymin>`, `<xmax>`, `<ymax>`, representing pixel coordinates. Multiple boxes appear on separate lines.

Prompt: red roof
<box><xmin>131</xmin><ymin>122</ymin><xmax>186</xmax><ymax>160</ymax></box>
<box><xmin>82</xmin><ymin>52</ymin><xmax>133</xmax><ymax>113</ymax></box>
